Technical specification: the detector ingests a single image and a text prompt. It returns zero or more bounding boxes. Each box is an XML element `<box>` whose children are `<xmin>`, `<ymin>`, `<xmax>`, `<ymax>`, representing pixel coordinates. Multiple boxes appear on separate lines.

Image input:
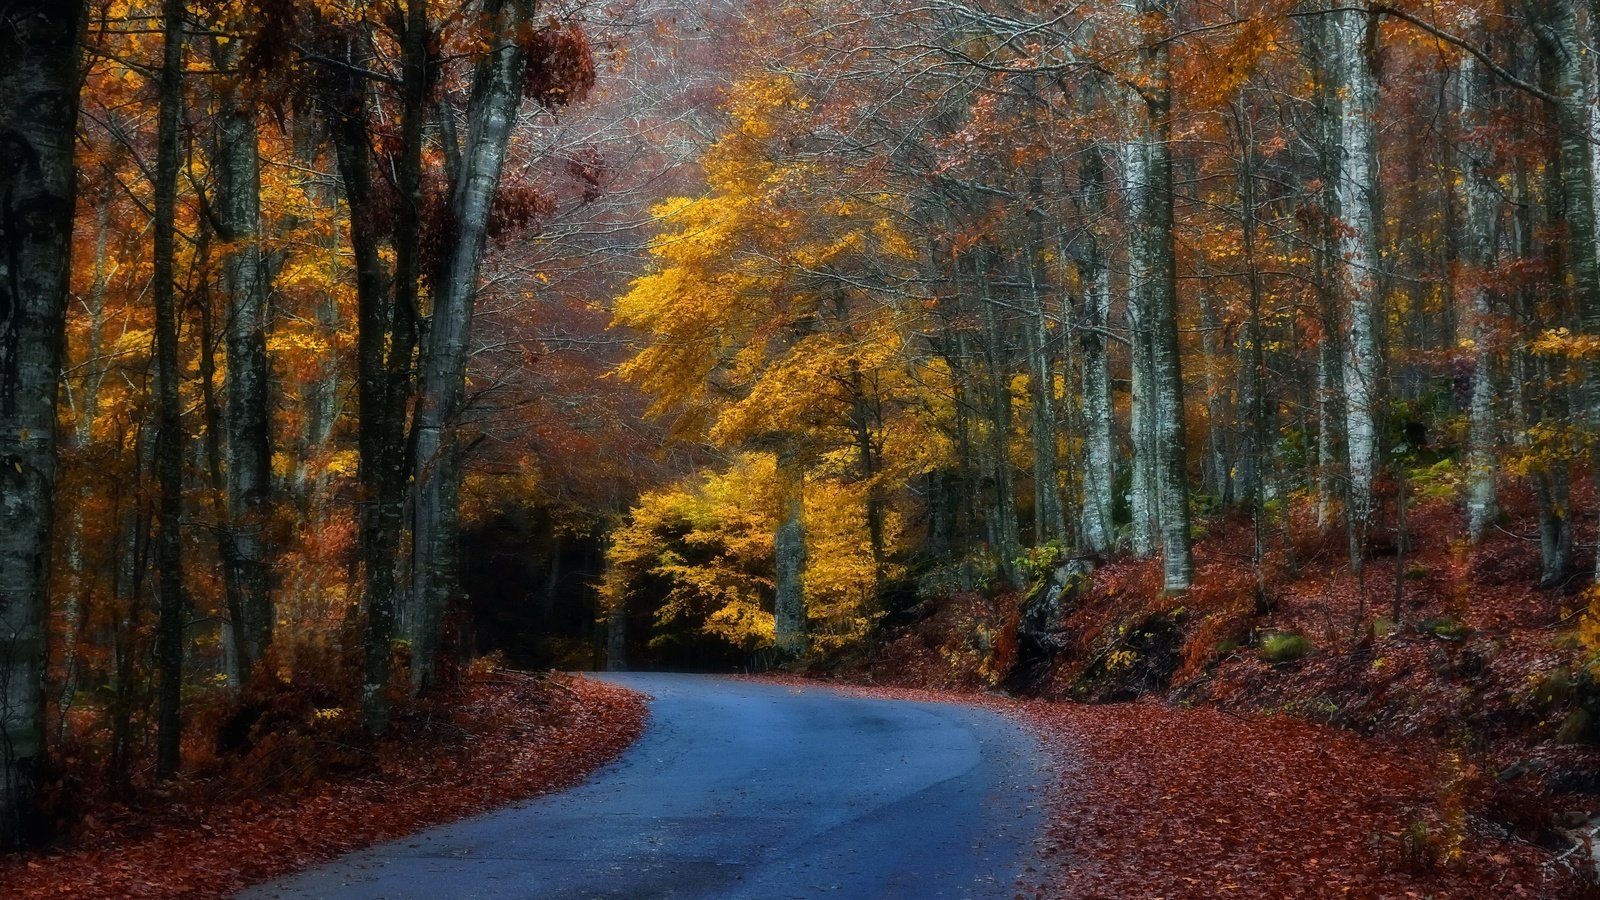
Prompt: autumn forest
<box><xmin>9</xmin><ymin>0</ymin><xmax>1600</xmax><ymax>895</ymax></box>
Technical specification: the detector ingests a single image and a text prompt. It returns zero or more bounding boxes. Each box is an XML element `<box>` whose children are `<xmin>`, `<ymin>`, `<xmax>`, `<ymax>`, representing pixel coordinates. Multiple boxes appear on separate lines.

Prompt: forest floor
<box><xmin>775</xmin><ymin>677</ymin><xmax>1582</xmax><ymax>898</ymax></box>
<box><xmin>0</xmin><ymin>671</ymin><xmax>647</xmax><ymax>899</ymax></box>
<box><xmin>815</xmin><ymin>485</ymin><xmax>1600</xmax><ymax>897</ymax></box>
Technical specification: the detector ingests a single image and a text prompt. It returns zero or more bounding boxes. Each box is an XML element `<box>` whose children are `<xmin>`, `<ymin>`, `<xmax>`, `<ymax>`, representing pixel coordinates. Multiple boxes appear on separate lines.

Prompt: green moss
<box><xmin>1422</xmin><ymin>616</ymin><xmax>1471</xmax><ymax>642</ymax></box>
<box><xmin>1259</xmin><ymin>631</ymin><xmax>1312</xmax><ymax>664</ymax></box>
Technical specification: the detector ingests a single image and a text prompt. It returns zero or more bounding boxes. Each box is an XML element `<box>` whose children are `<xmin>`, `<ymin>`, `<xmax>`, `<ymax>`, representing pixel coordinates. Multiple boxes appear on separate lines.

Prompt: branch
<box><xmin>1291</xmin><ymin>5</ymin><xmax>1555</xmax><ymax>104</ymax></box>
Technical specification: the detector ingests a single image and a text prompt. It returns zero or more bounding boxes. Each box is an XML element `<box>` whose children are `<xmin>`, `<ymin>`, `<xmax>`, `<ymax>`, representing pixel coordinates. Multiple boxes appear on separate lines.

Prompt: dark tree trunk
<box><xmin>152</xmin><ymin>0</ymin><xmax>188</xmax><ymax>781</ymax></box>
<box><xmin>0</xmin><ymin>0</ymin><xmax>83</xmax><ymax>846</ymax></box>
<box><xmin>212</xmin><ymin>35</ymin><xmax>273</xmax><ymax>677</ymax></box>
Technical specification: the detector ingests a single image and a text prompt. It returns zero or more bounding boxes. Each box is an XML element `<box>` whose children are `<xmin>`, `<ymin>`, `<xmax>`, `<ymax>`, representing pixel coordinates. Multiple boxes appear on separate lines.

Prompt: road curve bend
<box><xmin>245</xmin><ymin>673</ymin><xmax>1048</xmax><ymax>899</ymax></box>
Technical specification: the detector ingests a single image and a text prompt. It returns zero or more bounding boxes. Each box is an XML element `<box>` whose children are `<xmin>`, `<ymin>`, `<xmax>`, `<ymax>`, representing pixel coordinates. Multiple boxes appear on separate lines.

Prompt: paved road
<box><xmin>244</xmin><ymin>673</ymin><xmax>1047</xmax><ymax>899</ymax></box>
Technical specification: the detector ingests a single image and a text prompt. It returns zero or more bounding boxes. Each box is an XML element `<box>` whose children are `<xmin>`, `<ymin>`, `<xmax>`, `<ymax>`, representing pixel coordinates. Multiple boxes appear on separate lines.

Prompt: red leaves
<box><xmin>522</xmin><ymin>22</ymin><xmax>596</xmax><ymax>109</ymax></box>
<box><xmin>776</xmin><ymin>679</ymin><xmax>1584</xmax><ymax>898</ymax></box>
<box><xmin>0</xmin><ymin>674</ymin><xmax>646</xmax><ymax>899</ymax></box>
<box><xmin>1018</xmin><ymin>700</ymin><xmax>1573</xmax><ymax>898</ymax></box>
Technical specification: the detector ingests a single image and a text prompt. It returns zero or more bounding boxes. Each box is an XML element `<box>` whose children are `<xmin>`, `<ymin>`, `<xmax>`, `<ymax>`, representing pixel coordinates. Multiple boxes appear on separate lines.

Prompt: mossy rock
<box><xmin>1422</xmin><ymin>616</ymin><xmax>1471</xmax><ymax>642</ymax></box>
<box><xmin>1259</xmin><ymin>631</ymin><xmax>1312</xmax><ymax>664</ymax></box>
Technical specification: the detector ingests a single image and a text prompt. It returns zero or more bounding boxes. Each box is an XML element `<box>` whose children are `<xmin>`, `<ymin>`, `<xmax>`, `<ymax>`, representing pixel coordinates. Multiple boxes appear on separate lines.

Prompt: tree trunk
<box><xmin>1199</xmin><ymin>288</ymin><xmax>1231</xmax><ymax>504</ymax></box>
<box><xmin>1531</xmin><ymin>0</ymin><xmax>1600</xmax><ymax>580</ymax></box>
<box><xmin>1122</xmin><ymin>135</ymin><xmax>1159</xmax><ymax>560</ymax></box>
<box><xmin>151</xmin><ymin>0</ymin><xmax>189</xmax><ymax>781</ymax></box>
<box><xmin>1236</xmin><ymin>102</ymin><xmax>1272</xmax><ymax>609</ymax></box>
<box><xmin>772</xmin><ymin>442</ymin><xmax>808</xmax><ymax>658</ymax></box>
<box><xmin>1459</xmin><ymin>54</ymin><xmax>1500</xmax><ymax>544</ymax></box>
<box><xmin>977</xmin><ymin>251</ymin><xmax>1022</xmax><ymax>584</ymax></box>
<box><xmin>212</xmin><ymin>35</ymin><xmax>273</xmax><ymax>674</ymax></box>
<box><xmin>1077</xmin><ymin>151</ymin><xmax>1117</xmax><ymax>555</ymax></box>
<box><xmin>1330</xmin><ymin>2</ymin><xmax>1383</xmax><ymax>555</ymax></box>
<box><xmin>1023</xmin><ymin>239</ymin><xmax>1066</xmax><ymax>546</ymax></box>
<box><xmin>410</xmin><ymin>0</ymin><xmax>535</xmax><ymax>691</ymax></box>
<box><xmin>1128</xmin><ymin>0</ymin><xmax>1192</xmax><ymax>591</ymax></box>
<box><xmin>0</xmin><ymin>0</ymin><xmax>82</xmax><ymax>846</ymax></box>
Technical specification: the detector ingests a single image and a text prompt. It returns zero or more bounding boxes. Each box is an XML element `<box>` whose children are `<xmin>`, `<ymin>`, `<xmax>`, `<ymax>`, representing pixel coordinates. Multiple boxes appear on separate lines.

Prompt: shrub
<box><xmin>1259</xmin><ymin>631</ymin><xmax>1312</xmax><ymax>664</ymax></box>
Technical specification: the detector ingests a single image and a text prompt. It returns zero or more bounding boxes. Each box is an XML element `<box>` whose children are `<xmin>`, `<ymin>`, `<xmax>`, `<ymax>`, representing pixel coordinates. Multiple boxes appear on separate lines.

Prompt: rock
<box><xmin>1003</xmin><ymin>558</ymin><xmax>1093</xmax><ymax>693</ymax></box>
<box><xmin>1496</xmin><ymin>758</ymin><xmax>1548</xmax><ymax>783</ymax></box>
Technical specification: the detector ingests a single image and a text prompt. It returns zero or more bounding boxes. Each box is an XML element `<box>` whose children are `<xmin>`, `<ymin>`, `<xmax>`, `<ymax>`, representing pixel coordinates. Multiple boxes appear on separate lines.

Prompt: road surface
<box><xmin>244</xmin><ymin>673</ymin><xmax>1047</xmax><ymax>899</ymax></box>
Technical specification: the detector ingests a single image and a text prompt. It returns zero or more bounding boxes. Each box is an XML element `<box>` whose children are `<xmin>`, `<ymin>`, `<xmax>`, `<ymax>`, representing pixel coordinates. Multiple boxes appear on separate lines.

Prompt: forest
<box><xmin>8</xmin><ymin>0</ymin><xmax>1600</xmax><ymax>895</ymax></box>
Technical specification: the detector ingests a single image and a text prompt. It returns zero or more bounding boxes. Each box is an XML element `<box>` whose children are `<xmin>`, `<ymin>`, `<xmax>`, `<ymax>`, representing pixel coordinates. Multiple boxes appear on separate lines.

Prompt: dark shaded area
<box><xmin>460</xmin><ymin>510</ymin><xmax>606</xmax><ymax>670</ymax></box>
<box><xmin>612</xmin><ymin>578</ymin><xmax>748</xmax><ymax>673</ymax></box>
<box><xmin>461</xmin><ymin>510</ymin><xmax>748</xmax><ymax>673</ymax></box>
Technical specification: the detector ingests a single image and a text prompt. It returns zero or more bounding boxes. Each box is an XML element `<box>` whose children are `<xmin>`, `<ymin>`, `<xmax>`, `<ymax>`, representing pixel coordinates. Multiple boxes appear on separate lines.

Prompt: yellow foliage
<box><xmin>602</xmin><ymin>452</ymin><xmax>890</xmax><ymax>653</ymax></box>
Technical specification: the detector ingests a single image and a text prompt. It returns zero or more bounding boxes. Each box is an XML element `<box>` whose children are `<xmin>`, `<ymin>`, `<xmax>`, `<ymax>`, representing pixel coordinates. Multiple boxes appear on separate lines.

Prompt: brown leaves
<box><xmin>1018</xmin><ymin>699</ymin><xmax>1576</xmax><ymax>898</ymax></box>
<box><xmin>773</xmin><ymin>678</ymin><xmax>1582</xmax><ymax>899</ymax></box>
<box><xmin>0</xmin><ymin>674</ymin><xmax>646</xmax><ymax>899</ymax></box>
<box><xmin>522</xmin><ymin>21</ymin><xmax>596</xmax><ymax>110</ymax></box>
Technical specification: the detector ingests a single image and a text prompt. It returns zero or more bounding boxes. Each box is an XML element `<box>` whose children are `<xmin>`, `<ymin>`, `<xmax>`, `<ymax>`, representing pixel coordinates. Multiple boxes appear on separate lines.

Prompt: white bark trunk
<box><xmin>1121</xmin><ymin>137</ymin><xmax>1159</xmax><ymax>559</ymax></box>
<box><xmin>1330</xmin><ymin>5</ymin><xmax>1382</xmax><ymax>537</ymax></box>
<box><xmin>1079</xmin><ymin>230</ymin><xmax>1116</xmax><ymax>555</ymax></box>
<box><xmin>1459</xmin><ymin>55</ymin><xmax>1499</xmax><ymax>543</ymax></box>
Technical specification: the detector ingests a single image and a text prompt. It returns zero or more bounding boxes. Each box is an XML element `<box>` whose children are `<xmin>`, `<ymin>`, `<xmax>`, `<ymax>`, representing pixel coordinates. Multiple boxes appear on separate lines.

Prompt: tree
<box><xmin>151</xmin><ymin>0</ymin><xmax>188</xmax><ymax>780</ymax></box>
<box><xmin>210</xmin><ymin>3</ymin><xmax>275</xmax><ymax>680</ymax></box>
<box><xmin>0</xmin><ymin>0</ymin><xmax>84</xmax><ymax>845</ymax></box>
<box><xmin>410</xmin><ymin>0</ymin><xmax>540</xmax><ymax>692</ymax></box>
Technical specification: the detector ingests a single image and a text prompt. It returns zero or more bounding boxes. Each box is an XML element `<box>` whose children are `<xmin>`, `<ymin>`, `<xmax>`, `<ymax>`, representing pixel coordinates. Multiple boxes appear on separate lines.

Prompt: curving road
<box><xmin>244</xmin><ymin>673</ymin><xmax>1047</xmax><ymax>900</ymax></box>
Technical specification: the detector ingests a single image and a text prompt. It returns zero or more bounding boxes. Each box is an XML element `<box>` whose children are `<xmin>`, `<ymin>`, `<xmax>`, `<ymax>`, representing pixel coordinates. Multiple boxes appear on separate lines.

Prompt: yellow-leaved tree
<box><xmin>607</xmin><ymin>73</ymin><xmax>931</xmax><ymax>660</ymax></box>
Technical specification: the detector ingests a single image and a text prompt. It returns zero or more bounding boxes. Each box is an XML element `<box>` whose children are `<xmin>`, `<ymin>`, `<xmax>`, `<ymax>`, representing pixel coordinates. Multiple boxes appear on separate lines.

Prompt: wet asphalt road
<box><xmin>243</xmin><ymin>672</ymin><xmax>1047</xmax><ymax>900</ymax></box>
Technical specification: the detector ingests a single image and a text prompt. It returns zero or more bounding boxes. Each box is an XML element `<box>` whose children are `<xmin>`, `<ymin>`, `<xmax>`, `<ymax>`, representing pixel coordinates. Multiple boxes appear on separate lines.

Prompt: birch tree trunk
<box><xmin>410</xmin><ymin>0</ymin><xmax>535</xmax><ymax>691</ymax></box>
<box><xmin>0</xmin><ymin>0</ymin><xmax>82</xmax><ymax>846</ymax></box>
<box><xmin>1329</xmin><ymin>3</ymin><xmax>1382</xmax><ymax>555</ymax></box>
<box><xmin>1077</xmin><ymin>150</ymin><xmax>1116</xmax><ymax>555</ymax></box>
<box><xmin>1458</xmin><ymin>54</ymin><xmax>1500</xmax><ymax>544</ymax></box>
<box><xmin>152</xmin><ymin>0</ymin><xmax>188</xmax><ymax>781</ymax></box>
<box><xmin>1127</xmin><ymin>0</ymin><xmax>1192</xmax><ymax>591</ymax></box>
<box><xmin>1122</xmin><ymin>136</ymin><xmax>1159</xmax><ymax>559</ymax></box>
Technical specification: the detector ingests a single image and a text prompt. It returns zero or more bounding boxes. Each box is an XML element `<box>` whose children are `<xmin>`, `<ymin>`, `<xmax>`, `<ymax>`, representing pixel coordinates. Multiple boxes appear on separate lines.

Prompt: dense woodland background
<box><xmin>9</xmin><ymin>0</ymin><xmax>1600</xmax><ymax>870</ymax></box>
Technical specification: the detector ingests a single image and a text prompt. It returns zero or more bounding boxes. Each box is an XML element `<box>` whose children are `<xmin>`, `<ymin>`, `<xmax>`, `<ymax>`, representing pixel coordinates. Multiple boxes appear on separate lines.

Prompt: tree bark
<box><xmin>1459</xmin><ymin>53</ymin><xmax>1500</xmax><ymax>544</ymax></box>
<box><xmin>772</xmin><ymin>441</ymin><xmax>808</xmax><ymax>658</ymax></box>
<box><xmin>1122</xmin><ymin>135</ymin><xmax>1159</xmax><ymax>560</ymax></box>
<box><xmin>1128</xmin><ymin>0</ymin><xmax>1192</xmax><ymax>591</ymax></box>
<box><xmin>152</xmin><ymin>0</ymin><xmax>188</xmax><ymax>781</ymax></box>
<box><xmin>0</xmin><ymin>0</ymin><xmax>83</xmax><ymax>846</ymax></box>
<box><xmin>1530</xmin><ymin>0</ymin><xmax>1600</xmax><ymax>580</ymax></box>
<box><xmin>1330</xmin><ymin>2</ymin><xmax>1383</xmax><ymax>556</ymax></box>
<box><xmin>1077</xmin><ymin>150</ymin><xmax>1117</xmax><ymax>555</ymax></box>
<box><xmin>409</xmin><ymin>0</ymin><xmax>535</xmax><ymax>691</ymax></box>
<box><xmin>212</xmin><ymin>35</ymin><xmax>273</xmax><ymax>675</ymax></box>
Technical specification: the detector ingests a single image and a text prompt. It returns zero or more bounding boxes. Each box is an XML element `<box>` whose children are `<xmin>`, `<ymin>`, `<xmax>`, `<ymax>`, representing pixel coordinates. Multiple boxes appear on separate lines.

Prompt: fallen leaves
<box><xmin>768</xmin><ymin>678</ymin><xmax>1592</xmax><ymax>899</ymax></box>
<box><xmin>0</xmin><ymin>673</ymin><xmax>646</xmax><ymax>899</ymax></box>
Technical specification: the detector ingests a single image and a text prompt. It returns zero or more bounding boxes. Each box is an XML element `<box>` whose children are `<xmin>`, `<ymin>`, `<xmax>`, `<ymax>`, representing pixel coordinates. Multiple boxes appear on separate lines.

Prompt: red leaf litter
<box><xmin>0</xmin><ymin>673</ymin><xmax>647</xmax><ymax>899</ymax></box>
<box><xmin>763</xmin><ymin>677</ymin><xmax>1592</xmax><ymax>899</ymax></box>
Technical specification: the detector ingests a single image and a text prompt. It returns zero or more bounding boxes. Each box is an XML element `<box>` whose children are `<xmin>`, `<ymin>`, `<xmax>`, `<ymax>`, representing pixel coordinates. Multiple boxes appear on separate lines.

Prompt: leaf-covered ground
<box><xmin>0</xmin><ymin>673</ymin><xmax>646</xmax><ymax>899</ymax></box>
<box><xmin>776</xmin><ymin>677</ymin><xmax>1590</xmax><ymax>898</ymax></box>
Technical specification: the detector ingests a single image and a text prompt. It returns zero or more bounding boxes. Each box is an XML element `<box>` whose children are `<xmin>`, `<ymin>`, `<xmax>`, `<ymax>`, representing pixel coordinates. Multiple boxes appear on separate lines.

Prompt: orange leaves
<box><xmin>522</xmin><ymin>20</ymin><xmax>596</xmax><ymax>109</ymax></box>
<box><xmin>0</xmin><ymin>674</ymin><xmax>646</xmax><ymax>899</ymax></box>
